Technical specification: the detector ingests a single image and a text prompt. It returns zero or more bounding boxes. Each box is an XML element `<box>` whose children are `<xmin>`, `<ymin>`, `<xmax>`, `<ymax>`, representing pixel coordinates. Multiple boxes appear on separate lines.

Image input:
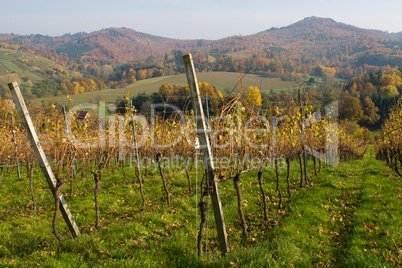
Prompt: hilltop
<box><xmin>203</xmin><ymin>17</ymin><xmax>402</xmax><ymax>68</ymax></box>
<box><xmin>0</xmin><ymin>17</ymin><xmax>401</xmax><ymax>69</ymax></box>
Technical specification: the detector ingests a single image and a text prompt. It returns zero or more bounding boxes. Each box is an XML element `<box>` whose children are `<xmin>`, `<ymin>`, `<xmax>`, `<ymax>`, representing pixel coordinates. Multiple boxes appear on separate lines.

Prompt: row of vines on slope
<box><xmin>375</xmin><ymin>98</ymin><xmax>402</xmax><ymax>177</ymax></box>
<box><xmin>0</xmin><ymin>87</ymin><xmax>369</xmax><ymax>254</ymax></box>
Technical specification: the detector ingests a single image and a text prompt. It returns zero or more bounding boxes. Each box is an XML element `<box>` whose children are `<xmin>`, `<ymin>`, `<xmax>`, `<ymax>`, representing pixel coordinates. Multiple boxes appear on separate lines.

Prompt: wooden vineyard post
<box><xmin>10</xmin><ymin>112</ymin><xmax>21</xmax><ymax>179</ymax></box>
<box><xmin>62</xmin><ymin>105</ymin><xmax>70</xmax><ymax>139</ymax></box>
<box><xmin>130</xmin><ymin>100</ymin><xmax>146</xmax><ymax>211</ymax></box>
<box><xmin>298</xmin><ymin>88</ymin><xmax>309</xmax><ymax>184</ymax></box>
<box><xmin>8</xmin><ymin>82</ymin><xmax>81</xmax><ymax>238</ymax></box>
<box><xmin>183</xmin><ymin>54</ymin><xmax>229</xmax><ymax>254</ymax></box>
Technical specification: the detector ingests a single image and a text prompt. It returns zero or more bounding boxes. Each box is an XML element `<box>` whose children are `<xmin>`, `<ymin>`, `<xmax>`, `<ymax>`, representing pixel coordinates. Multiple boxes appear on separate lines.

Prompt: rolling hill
<box><xmin>202</xmin><ymin>17</ymin><xmax>402</xmax><ymax>68</ymax></box>
<box><xmin>0</xmin><ymin>45</ymin><xmax>76</xmax><ymax>98</ymax></box>
<box><xmin>0</xmin><ymin>28</ymin><xmax>209</xmax><ymax>64</ymax></box>
<box><xmin>0</xmin><ymin>47</ymin><xmax>65</xmax><ymax>81</ymax></box>
<box><xmin>2</xmin><ymin>16</ymin><xmax>402</xmax><ymax>104</ymax></box>
<box><xmin>1</xmin><ymin>17</ymin><xmax>402</xmax><ymax>70</ymax></box>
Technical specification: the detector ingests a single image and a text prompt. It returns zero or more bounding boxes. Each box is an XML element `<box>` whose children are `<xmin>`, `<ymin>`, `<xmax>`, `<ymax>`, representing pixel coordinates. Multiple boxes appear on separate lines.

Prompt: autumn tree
<box><xmin>339</xmin><ymin>93</ymin><xmax>363</xmax><ymax>122</ymax></box>
<box><xmin>388</xmin><ymin>69</ymin><xmax>402</xmax><ymax>85</ymax></box>
<box><xmin>380</xmin><ymin>74</ymin><xmax>395</xmax><ymax>87</ymax></box>
<box><xmin>348</xmin><ymin>82</ymin><xmax>359</xmax><ymax>98</ymax></box>
<box><xmin>101</xmin><ymin>65</ymin><xmax>113</xmax><ymax>82</ymax></box>
<box><xmin>73</xmin><ymin>81</ymin><xmax>85</xmax><ymax>94</ymax></box>
<box><xmin>362</xmin><ymin>82</ymin><xmax>377</xmax><ymax>97</ymax></box>
<box><xmin>321</xmin><ymin>66</ymin><xmax>337</xmax><ymax>87</ymax></box>
<box><xmin>381</xmin><ymin>85</ymin><xmax>399</xmax><ymax>99</ymax></box>
<box><xmin>129</xmin><ymin>75</ymin><xmax>136</xmax><ymax>84</ymax></box>
<box><xmin>80</xmin><ymin>78</ymin><xmax>97</xmax><ymax>92</ymax></box>
<box><xmin>159</xmin><ymin>83</ymin><xmax>173</xmax><ymax>104</ymax></box>
<box><xmin>362</xmin><ymin>96</ymin><xmax>380</xmax><ymax>125</ymax></box>
<box><xmin>59</xmin><ymin>78</ymin><xmax>75</xmax><ymax>95</ymax></box>
<box><xmin>136</xmin><ymin>70</ymin><xmax>147</xmax><ymax>80</ymax></box>
<box><xmin>378</xmin><ymin>69</ymin><xmax>401</xmax><ymax>98</ymax></box>
<box><xmin>146</xmin><ymin>69</ymin><xmax>153</xmax><ymax>79</ymax></box>
<box><xmin>108</xmin><ymin>81</ymin><xmax>119</xmax><ymax>89</ymax></box>
<box><xmin>244</xmin><ymin>86</ymin><xmax>262</xmax><ymax>108</ymax></box>
<box><xmin>95</xmin><ymin>78</ymin><xmax>106</xmax><ymax>90</ymax></box>
<box><xmin>198</xmin><ymin>82</ymin><xmax>223</xmax><ymax>115</ymax></box>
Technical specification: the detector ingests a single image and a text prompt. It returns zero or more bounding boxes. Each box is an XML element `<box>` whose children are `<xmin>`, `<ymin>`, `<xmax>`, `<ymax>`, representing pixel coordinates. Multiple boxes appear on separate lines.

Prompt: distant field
<box><xmin>194</xmin><ymin>72</ymin><xmax>300</xmax><ymax>94</ymax></box>
<box><xmin>125</xmin><ymin>72</ymin><xmax>301</xmax><ymax>95</ymax></box>
<box><xmin>39</xmin><ymin>72</ymin><xmax>300</xmax><ymax>106</ymax></box>
<box><xmin>0</xmin><ymin>48</ymin><xmax>60</xmax><ymax>82</ymax></box>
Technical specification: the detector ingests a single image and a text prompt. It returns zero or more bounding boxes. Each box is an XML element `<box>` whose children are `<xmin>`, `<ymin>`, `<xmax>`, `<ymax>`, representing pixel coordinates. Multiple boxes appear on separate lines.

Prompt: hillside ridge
<box><xmin>1</xmin><ymin>17</ymin><xmax>402</xmax><ymax>73</ymax></box>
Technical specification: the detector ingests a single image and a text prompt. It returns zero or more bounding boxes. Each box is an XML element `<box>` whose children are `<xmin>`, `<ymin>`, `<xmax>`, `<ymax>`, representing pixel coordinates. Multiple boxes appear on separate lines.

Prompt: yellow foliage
<box><xmin>387</xmin><ymin>69</ymin><xmax>402</xmax><ymax>86</ymax></box>
<box><xmin>380</xmin><ymin>74</ymin><xmax>395</xmax><ymax>87</ymax></box>
<box><xmin>208</xmin><ymin>55</ymin><xmax>216</xmax><ymax>63</ymax></box>
<box><xmin>321</xmin><ymin>66</ymin><xmax>336</xmax><ymax>80</ymax></box>
<box><xmin>73</xmin><ymin>81</ymin><xmax>85</xmax><ymax>94</ymax></box>
<box><xmin>159</xmin><ymin>83</ymin><xmax>173</xmax><ymax>96</ymax></box>
<box><xmin>198</xmin><ymin>82</ymin><xmax>215</xmax><ymax>96</ymax></box>
<box><xmin>381</xmin><ymin>85</ymin><xmax>398</xmax><ymax>99</ymax></box>
<box><xmin>245</xmin><ymin>86</ymin><xmax>262</xmax><ymax>107</ymax></box>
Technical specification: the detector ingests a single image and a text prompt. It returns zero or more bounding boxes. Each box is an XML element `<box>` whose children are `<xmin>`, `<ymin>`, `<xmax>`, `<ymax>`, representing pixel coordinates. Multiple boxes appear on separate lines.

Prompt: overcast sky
<box><xmin>1</xmin><ymin>0</ymin><xmax>402</xmax><ymax>40</ymax></box>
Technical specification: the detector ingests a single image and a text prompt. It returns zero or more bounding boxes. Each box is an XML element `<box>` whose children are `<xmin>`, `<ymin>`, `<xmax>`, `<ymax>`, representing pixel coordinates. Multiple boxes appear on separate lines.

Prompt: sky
<box><xmin>1</xmin><ymin>0</ymin><xmax>402</xmax><ymax>40</ymax></box>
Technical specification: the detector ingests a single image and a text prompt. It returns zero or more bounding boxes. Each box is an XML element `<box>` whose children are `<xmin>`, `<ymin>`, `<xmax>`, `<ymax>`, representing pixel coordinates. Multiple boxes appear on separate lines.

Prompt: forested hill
<box><xmin>0</xmin><ymin>28</ymin><xmax>208</xmax><ymax>64</ymax></box>
<box><xmin>201</xmin><ymin>17</ymin><xmax>402</xmax><ymax>74</ymax></box>
<box><xmin>1</xmin><ymin>17</ymin><xmax>402</xmax><ymax>70</ymax></box>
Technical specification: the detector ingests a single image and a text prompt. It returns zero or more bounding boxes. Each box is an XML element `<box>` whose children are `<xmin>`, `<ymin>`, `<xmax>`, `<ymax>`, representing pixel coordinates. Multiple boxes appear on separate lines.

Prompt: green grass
<box><xmin>1</xmin><ymin>146</ymin><xmax>401</xmax><ymax>267</ymax></box>
<box><xmin>264</xmin><ymin>146</ymin><xmax>402</xmax><ymax>267</ymax></box>
<box><xmin>370</xmin><ymin>129</ymin><xmax>381</xmax><ymax>136</ymax></box>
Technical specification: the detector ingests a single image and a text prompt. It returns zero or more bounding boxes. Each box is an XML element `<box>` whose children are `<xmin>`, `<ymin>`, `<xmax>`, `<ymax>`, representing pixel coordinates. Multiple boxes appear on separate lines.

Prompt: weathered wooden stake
<box><xmin>183</xmin><ymin>54</ymin><xmax>229</xmax><ymax>254</ymax></box>
<box><xmin>8</xmin><ymin>82</ymin><xmax>81</xmax><ymax>238</ymax></box>
<box><xmin>131</xmin><ymin>105</ymin><xmax>146</xmax><ymax>211</ymax></box>
<box><xmin>10</xmin><ymin>112</ymin><xmax>21</xmax><ymax>179</ymax></box>
<box><xmin>298</xmin><ymin>88</ymin><xmax>309</xmax><ymax>184</ymax></box>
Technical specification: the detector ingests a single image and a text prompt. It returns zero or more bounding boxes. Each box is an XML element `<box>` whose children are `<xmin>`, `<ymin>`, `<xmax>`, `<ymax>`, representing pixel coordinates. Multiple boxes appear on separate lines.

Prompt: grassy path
<box><xmin>261</xmin><ymin>146</ymin><xmax>402</xmax><ymax>267</ymax></box>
